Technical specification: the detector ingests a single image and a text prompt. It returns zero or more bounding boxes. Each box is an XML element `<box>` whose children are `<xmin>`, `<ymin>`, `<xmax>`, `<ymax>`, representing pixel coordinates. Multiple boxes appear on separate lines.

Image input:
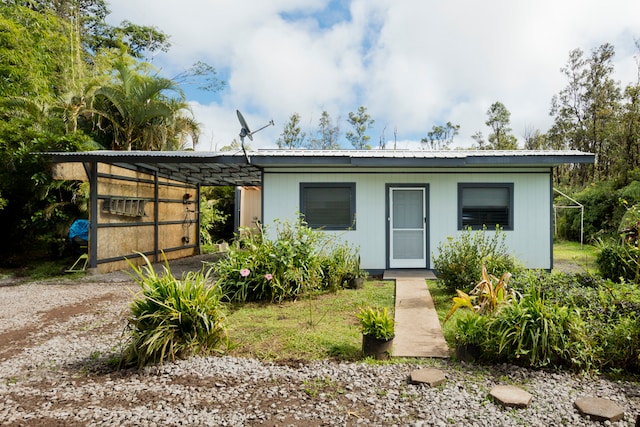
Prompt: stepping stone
<box><xmin>490</xmin><ymin>385</ymin><xmax>532</xmax><ymax>409</ymax></box>
<box><xmin>409</xmin><ymin>368</ymin><xmax>446</xmax><ymax>387</ymax></box>
<box><xmin>574</xmin><ymin>397</ymin><xmax>624</xmax><ymax>423</ymax></box>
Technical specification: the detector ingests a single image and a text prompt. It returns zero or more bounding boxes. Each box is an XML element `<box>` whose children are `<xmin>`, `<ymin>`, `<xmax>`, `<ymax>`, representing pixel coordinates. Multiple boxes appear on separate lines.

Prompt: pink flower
<box><xmin>264</xmin><ymin>273</ymin><xmax>273</xmax><ymax>281</ymax></box>
<box><xmin>240</xmin><ymin>268</ymin><xmax>250</xmax><ymax>277</ymax></box>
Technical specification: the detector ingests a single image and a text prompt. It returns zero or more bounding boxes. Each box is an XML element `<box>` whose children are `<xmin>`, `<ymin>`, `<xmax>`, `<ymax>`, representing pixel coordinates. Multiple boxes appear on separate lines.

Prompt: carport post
<box><xmin>87</xmin><ymin>161</ymin><xmax>98</xmax><ymax>269</ymax></box>
<box><xmin>196</xmin><ymin>184</ymin><xmax>201</xmax><ymax>254</ymax></box>
<box><xmin>154</xmin><ymin>171</ymin><xmax>159</xmax><ymax>262</ymax></box>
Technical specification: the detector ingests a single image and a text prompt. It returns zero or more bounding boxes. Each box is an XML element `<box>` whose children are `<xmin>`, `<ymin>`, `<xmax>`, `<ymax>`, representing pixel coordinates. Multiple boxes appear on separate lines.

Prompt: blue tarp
<box><xmin>69</xmin><ymin>219</ymin><xmax>89</xmax><ymax>241</ymax></box>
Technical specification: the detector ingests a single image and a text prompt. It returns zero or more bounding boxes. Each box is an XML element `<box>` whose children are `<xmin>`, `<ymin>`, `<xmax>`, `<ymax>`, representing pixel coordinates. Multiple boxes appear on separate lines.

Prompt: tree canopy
<box><xmin>0</xmin><ymin>2</ymin><xmax>211</xmax><ymax>258</ymax></box>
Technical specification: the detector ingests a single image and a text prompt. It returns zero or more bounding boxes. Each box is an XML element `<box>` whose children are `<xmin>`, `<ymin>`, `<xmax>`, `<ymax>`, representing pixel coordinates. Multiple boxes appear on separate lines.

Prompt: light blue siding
<box><xmin>262</xmin><ymin>168</ymin><xmax>551</xmax><ymax>270</ymax></box>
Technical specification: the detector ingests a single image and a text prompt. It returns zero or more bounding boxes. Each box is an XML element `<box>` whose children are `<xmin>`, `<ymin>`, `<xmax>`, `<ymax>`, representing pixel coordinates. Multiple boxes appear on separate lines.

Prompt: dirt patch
<box><xmin>0</xmin><ymin>293</ymin><xmax>120</xmax><ymax>362</ymax></box>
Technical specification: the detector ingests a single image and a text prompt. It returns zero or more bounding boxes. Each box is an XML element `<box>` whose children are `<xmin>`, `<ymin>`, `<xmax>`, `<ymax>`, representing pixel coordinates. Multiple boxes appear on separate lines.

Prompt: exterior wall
<box><xmin>262</xmin><ymin>167</ymin><xmax>552</xmax><ymax>270</ymax></box>
<box><xmin>94</xmin><ymin>164</ymin><xmax>198</xmax><ymax>273</ymax></box>
<box><xmin>238</xmin><ymin>186</ymin><xmax>262</xmax><ymax>232</ymax></box>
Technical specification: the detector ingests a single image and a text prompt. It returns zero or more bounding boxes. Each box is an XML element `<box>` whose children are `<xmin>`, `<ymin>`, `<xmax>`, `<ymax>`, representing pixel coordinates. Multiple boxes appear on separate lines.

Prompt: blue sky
<box><xmin>107</xmin><ymin>0</ymin><xmax>640</xmax><ymax>151</ymax></box>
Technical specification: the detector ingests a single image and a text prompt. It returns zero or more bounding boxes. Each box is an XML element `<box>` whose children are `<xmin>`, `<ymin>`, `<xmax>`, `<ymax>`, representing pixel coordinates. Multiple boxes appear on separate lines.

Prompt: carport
<box><xmin>49</xmin><ymin>151</ymin><xmax>262</xmax><ymax>273</ymax></box>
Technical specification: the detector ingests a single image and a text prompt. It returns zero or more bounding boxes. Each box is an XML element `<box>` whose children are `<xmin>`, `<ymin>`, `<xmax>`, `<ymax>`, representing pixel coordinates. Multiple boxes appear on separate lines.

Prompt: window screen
<box><xmin>300</xmin><ymin>183</ymin><xmax>355</xmax><ymax>230</ymax></box>
<box><xmin>458</xmin><ymin>183</ymin><xmax>513</xmax><ymax>230</ymax></box>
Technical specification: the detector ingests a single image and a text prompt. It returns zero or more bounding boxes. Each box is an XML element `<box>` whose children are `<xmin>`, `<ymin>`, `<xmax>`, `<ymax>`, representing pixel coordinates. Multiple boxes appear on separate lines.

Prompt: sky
<box><xmin>106</xmin><ymin>0</ymin><xmax>640</xmax><ymax>151</ymax></box>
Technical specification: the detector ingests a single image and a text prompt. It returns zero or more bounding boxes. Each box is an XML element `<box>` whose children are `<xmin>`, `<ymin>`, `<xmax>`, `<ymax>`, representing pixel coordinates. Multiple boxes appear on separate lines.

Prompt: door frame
<box><xmin>385</xmin><ymin>184</ymin><xmax>430</xmax><ymax>269</ymax></box>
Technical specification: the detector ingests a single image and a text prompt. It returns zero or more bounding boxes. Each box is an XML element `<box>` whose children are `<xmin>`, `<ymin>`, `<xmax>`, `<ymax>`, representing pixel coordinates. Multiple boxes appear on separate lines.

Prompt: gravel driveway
<box><xmin>1</xmin><ymin>259</ymin><xmax>639</xmax><ymax>426</ymax></box>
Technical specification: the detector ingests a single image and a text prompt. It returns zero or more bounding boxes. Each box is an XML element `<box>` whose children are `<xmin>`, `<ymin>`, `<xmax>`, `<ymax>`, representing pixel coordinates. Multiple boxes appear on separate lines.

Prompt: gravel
<box><xmin>0</xmin><ymin>272</ymin><xmax>639</xmax><ymax>426</ymax></box>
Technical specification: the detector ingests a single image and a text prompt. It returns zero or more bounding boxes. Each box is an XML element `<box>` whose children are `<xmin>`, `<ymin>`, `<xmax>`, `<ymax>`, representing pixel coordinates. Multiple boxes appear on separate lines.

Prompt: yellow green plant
<box><xmin>444</xmin><ymin>265</ymin><xmax>514</xmax><ymax>323</ymax></box>
<box><xmin>356</xmin><ymin>306</ymin><xmax>395</xmax><ymax>340</ymax></box>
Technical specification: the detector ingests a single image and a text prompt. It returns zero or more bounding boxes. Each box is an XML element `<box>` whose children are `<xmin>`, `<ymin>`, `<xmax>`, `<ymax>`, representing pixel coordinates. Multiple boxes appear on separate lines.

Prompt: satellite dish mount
<box><xmin>236</xmin><ymin>110</ymin><xmax>274</xmax><ymax>163</ymax></box>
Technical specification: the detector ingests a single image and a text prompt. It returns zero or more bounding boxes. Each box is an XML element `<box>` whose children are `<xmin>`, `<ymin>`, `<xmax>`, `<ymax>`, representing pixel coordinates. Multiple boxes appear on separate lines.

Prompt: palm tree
<box><xmin>90</xmin><ymin>60</ymin><xmax>199</xmax><ymax>150</ymax></box>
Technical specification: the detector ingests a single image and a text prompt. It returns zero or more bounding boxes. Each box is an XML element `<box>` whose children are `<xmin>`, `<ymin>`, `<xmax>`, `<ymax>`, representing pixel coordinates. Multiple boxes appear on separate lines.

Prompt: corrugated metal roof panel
<box><xmin>46</xmin><ymin>149</ymin><xmax>595</xmax><ymax>186</ymax></box>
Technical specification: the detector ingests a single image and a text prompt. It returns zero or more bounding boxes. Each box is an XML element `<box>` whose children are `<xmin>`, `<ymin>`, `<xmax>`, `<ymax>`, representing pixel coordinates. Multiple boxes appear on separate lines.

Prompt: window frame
<box><xmin>457</xmin><ymin>183</ymin><xmax>514</xmax><ymax>230</ymax></box>
<box><xmin>299</xmin><ymin>182</ymin><xmax>356</xmax><ymax>230</ymax></box>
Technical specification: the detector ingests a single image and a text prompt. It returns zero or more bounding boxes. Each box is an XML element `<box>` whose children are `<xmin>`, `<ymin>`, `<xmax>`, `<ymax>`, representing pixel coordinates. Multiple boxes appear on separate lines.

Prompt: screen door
<box><xmin>389</xmin><ymin>187</ymin><xmax>426</xmax><ymax>268</ymax></box>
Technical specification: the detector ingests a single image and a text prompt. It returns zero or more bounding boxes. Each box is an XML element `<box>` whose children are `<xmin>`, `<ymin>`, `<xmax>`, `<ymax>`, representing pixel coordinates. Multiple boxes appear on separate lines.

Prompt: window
<box><xmin>458</xmin><ymin>183</ymin><xmax>513</xmax><ymax>230</ymax></box>
<box><xmin>300</xmin><ymin>183</ymin><xmax>355</xmax><ymax>230</ymax></box>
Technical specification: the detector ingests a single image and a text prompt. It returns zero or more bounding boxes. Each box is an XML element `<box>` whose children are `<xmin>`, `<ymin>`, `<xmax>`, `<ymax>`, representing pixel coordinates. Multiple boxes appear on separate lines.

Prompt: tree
<box><xmin>618</xmin><ymin>84</ymin><xmax>640</xmax><ymax>178</ymax></box>
<box><xmin>615</xmin><ymin>39</ymin><xmax>640</xmax><ymax>180</ymax></box>
<box><xmin>421</xmin><ymin>122</ymin><xmax>460</xmax><ymax>150</ymax></box>
<box><xmin>277</xmin><ymin>113</ymin><xmax>306</xmax><ymax>149</ymax></box>
<box><xmin>308</xmin><ymin>110</ymin><xmax>340</xmax><ymax>149</ymax></box>
<box><xmin>89</xmin><ymin>59</ymin><xmax>198</xmax><ymax>150</ymax></box>
<box><xmin>346</xmin><ymin>106</ymin><xmax>374</xmax><ymax>149</ymax></box>
<box><xmin>471</xmin><ymin>131</ymin><xmax>486</xmax><ymax>149</ymax></box>
<box><xmin>172</xmin><ymin>61</ymin><xmax>225</xmax><ymax>94</ymax></box>
<box><xmin>8</xmin><ymin>0</ymin><xmax>171</xmax><ymax>60</ymax></box>
<box><xmin>0</xmin><ymin>118</ymin><xmax>96</xmax><ymax>257</ymax></box>
<box><xmin>485</xmin><ymin>101</ymin><xmax>518</xmax><ymax>150</ymax></box>
<box><xmin>522</xmin><ymin>126</ymin><xmax>550</xmax><ymax>150</ymax></box>
<box><xmin>0</xmin><ymin>1</ymin><xmax>202</xmax><ymax>260</ymax></box>
<box><xmin>550</xmin><ymin>44</ymin><xmax>621</xmax><ymax>183</ymax></box>
<box><xmin>0</xmin><ymin>4</ymin><xmax>72</xmax><ymax>102</ymax></box>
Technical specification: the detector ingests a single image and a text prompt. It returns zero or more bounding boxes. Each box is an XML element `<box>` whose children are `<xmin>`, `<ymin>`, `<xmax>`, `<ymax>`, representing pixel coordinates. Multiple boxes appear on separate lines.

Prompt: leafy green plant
<box><xmin>486</xmin><ymin>287</ymin><xmax>590</xmax><ymax>369</ymax></box>
<box><xmin>356</xmin><ymin>306</ymin><xmax>395</xmax><ymax>340</ymax></box>
<box><xmin>597</xmin><ymin>315</ymin><xmax>640</xmax><ymax>372</ymax></box>
<box><xmin>444</xmin><ymin>265</ymin><xmax>514</xmax><ymax>322</ymax></box>
<box><xmin>120</xmin><ymin>254</ymin><xmax>227</xmax><ymax>369</ymax></box>
<box><xmin>595</xmin><ymin>238</ymin><xmax>640</xmax><ymax>283</ymax></box>
<box><xmin>199</xmin><ymin>195</ymin><xmax>228</xmax><ymax>246</ymax></box>
<box><xmin>432</xmin><ymin>226</ymin><xmax>519</xmax><ymax>292</ymax></box>
<box><xmin>453</xmin><ymin>311</ymin><xmax>490</xmax><ymax>346</ymax></box>
<box><xmin>212</xmin><ymin>217</ymin><xmax>362</xmax><ymax>303</ymax></box>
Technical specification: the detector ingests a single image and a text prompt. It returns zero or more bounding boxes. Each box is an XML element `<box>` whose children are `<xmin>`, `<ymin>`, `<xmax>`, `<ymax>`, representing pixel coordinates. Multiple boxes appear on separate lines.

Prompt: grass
<box><xmin>224</xmin><ymin>279</ymin><xmax>394</xmax><ymax>362</ymax></box>
<box><xmin>552</xmin><ymin>240</ymin><xmax>598</xmax><ymax>273</ymax></box>
<box><xmin>0</xmin><ymin>258</ymin><xmax>79</xmax><ymax>280</ymax></box>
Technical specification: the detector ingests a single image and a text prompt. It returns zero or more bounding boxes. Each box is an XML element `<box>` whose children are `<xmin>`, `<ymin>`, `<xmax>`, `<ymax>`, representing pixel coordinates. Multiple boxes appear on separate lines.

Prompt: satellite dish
<box><xmin>237</xmin><ymin>110</ymin><xmax>253</xmax><ymax>141</ymax></box>
<box><xmin>236</xmin><ymin>110</ymin><xmax>274</xmax><ymax>143</ymax></box>
<box><xmin>236</xmin><ymin>110</ymin><xmax>275</xmax><ymax>164</ymax></box>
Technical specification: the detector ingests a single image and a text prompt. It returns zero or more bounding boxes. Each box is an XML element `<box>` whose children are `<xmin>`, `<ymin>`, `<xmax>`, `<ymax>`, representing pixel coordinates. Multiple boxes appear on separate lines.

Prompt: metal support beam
<box><xmin>154</xmin><ymin>171</ymin><xmax>160</xmax><ymax>262</ymax></box>
<box><xmin>196</xmin><ymin>184</ymin><xmax>201</xmax><ymax>255</ymax></box>
<box><xmin>87</xmin><ymin>162</ymin><xmax>98</xmax><ymax>269</ymax></box>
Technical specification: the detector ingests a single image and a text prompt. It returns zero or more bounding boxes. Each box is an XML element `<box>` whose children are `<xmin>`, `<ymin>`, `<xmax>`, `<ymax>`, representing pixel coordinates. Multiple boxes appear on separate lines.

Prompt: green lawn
<box><xmin>225</xmin><ymin>240</ymin><xmax>599</xmax><ymax>360</ymax></box>
<box><xmin>552</xmin><ymin>240</ymin><xmax>598</xmax><ymax>273</ymax></box>
<box><xmin>225</xmin><ymin>280</ymin><xmax>395</xmax><ymax>362</ymax></box>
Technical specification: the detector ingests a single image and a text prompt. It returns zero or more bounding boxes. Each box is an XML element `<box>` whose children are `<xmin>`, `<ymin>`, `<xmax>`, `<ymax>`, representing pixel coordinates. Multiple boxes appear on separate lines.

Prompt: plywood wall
<box><xmin>239</xmin><ymin>186</ymin><xmax>262</xmax><ymax>232</ymax></box>
<box><xmin>94</xmin><ymin>164</ymin><xmax>198</xmax><ymax>273</ymax></box>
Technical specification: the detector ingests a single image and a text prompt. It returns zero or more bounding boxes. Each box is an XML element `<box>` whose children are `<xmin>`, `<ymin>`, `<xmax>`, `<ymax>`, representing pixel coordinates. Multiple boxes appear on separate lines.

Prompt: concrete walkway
<box><xmin>384</xmin><ymin>270</ymin><xmax>450</xmax><ymax>358</ymax></box>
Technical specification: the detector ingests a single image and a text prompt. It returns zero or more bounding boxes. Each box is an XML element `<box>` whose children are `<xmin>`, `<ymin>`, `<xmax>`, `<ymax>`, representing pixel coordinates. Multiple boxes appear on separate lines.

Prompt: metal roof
<box><xmin>47</xmin><ymin>149</ymin><xmax>595</xmax><ymax>186</ymax></box>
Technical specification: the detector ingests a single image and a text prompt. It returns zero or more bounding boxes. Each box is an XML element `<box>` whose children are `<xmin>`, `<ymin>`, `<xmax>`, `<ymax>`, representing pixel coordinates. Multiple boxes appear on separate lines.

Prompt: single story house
<box><xmin>48</xmin><ymin>149</ymin><xmax>594</xmax><ymax>274</ymax></box>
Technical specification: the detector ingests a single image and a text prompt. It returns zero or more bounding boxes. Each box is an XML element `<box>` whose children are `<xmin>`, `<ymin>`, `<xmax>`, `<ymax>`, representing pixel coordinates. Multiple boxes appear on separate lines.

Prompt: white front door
<box><xmin>389</xmin><ymin>187</ymin><xmax>427</xmax><ymax>268</ymax></box>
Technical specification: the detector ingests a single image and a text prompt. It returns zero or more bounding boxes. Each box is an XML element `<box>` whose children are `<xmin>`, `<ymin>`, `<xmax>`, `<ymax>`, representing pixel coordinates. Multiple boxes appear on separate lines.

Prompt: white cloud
<box><xmin>107</xmin><ymin>0</ymin><xmax>640</xmax><ymax>149</ymax></box>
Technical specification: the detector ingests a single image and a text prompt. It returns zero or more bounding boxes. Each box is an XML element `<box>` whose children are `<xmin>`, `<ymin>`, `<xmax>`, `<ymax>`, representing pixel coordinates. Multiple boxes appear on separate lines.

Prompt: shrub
<box><xmin>597</xmin><ymin>315</ymin><xmax>640</xmax><ymax>372</ymax></box>
<box><xmin>212</xmin><ymin>218</ymin><xmax>361</xmax><ymax>303</ymax></box>
<box><xmin>595</xmin><ymin>239</ymin><xmax>640</xmax><ymax>283</ymax></box>
<box><xmin>432</xmin><ymin>226</ymin><xmax>519</xmax><ymax>292</ymax></box>
<box><xmin>121</xmin><ymin>255</ymin><xmax>227</xmax><ymax>369</ymax></box>
<box><xmin>506</xmin><ymin>270</ymin><xmax>640</xmax><ymax>372</ymax></box>
<box><xmin>556</xmin><ymin>178</ymin><xmax>640</xmax><ymax>242</ymax></box>
<box><xmin>453</xmin><ymin>311</ymin><xmax>490</xmax><ymax>347</ymax></box>
<box><xmin>486</xmin><ymin>288</ymin><xmax>590</xmax><ymax>369</ymax></box>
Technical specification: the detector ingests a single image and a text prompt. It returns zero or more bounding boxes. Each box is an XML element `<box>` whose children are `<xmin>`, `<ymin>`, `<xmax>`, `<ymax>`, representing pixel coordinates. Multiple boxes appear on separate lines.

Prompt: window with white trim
<box><xmin>458</xmin><ymin>183</ymin><xmax>513</xmax><ymax>230</ymax></box>
<box><xmin>300</xmin><ymin>183</ymin><xmax>355</xmax><ymax>230</ymax></box>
